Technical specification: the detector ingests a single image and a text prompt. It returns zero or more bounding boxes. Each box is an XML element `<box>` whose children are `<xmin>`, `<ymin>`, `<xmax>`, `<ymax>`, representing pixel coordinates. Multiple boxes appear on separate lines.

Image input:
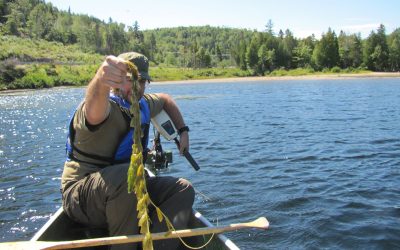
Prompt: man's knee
<box><xmin>176</xmin><ymin>178</ymin><xmax>195</xmax><ymax>205</ymax></box>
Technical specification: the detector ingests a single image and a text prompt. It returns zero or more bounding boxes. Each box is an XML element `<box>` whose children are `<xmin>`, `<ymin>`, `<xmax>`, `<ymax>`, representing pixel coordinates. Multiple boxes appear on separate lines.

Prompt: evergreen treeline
<box><xmin>1</xmin><ymin>0</ymin><xmax>399</xmax><ymax>88</ymax></box>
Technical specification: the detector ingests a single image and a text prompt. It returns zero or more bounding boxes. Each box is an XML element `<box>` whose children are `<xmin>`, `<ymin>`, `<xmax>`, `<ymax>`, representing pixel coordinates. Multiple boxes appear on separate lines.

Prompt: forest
<box><xmin>1</xmin><ymin>0</ymin><xmax>400</xmax><ymax>89</ymax></box>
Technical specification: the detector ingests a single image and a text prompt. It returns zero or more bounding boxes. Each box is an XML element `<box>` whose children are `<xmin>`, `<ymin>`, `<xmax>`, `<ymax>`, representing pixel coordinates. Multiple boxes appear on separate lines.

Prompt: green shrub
<box><xmin>54</xmin><ymin>65</ymin><xmax>96</xmax><ymax>86</ymax></box>
<box><xmin>331</xmin><ymin>66</ymin><xmax>341</xmax><ymax>73</ymax></box>
<box><xmin>0</xmin><ymin>59</ymin><xmax>25</xmax><ymax>84</ymax></box>
<box><xmin>14</xmin><ymin>67</ymin><xmax>54</xmax><ymax>89</ymax></box>
<box><xmin>270</xmin><ymin>68</ymin><xmax>288</xmax><ymax>76</ymax></box>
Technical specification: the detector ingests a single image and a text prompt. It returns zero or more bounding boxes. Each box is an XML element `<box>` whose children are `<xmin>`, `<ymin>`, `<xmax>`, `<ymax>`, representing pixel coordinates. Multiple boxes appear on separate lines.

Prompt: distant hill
<box><xmin>1</xmin><ymin>0</ymin><xmax>399</xmax><ymax>90</ymax></box>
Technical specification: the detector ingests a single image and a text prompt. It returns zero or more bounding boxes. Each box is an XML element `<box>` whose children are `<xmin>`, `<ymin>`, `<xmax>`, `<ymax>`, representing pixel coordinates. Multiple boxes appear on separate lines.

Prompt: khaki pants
<box><xmin>62</xmin><ymin>164</ymin><xmax>195</xmax><ymax>250</ymax></box>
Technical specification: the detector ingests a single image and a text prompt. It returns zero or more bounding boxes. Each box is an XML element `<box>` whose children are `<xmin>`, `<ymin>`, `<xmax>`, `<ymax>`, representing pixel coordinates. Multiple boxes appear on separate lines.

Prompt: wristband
<box><xmin>178</xmin><ymin>125</ymin><xmax>189</xmax><ymax>135</ymax></box>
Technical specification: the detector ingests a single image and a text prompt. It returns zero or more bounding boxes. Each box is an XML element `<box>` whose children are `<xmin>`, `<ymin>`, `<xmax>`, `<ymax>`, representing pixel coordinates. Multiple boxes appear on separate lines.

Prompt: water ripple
<box><xmin>2</xmin><ymin>81</ymin><xmax>400</xmax><ymax>248</ymax></box>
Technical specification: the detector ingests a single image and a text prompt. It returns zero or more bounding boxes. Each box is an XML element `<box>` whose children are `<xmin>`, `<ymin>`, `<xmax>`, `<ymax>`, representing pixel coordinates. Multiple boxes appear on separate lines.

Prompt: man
<box><xmin>61</xmin><ymin>52</ymin><xmax>195</xmax><ymax>250</ymax></box>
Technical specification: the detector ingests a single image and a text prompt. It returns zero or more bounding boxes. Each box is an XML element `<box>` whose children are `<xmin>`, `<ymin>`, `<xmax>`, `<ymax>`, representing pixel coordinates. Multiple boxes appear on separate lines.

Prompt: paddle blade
<box><xmin>231</xmin><ymin>217</ymin><xmax>269</xmax><ymax>230</ymax></box>
<box><xmin>248</xmin><ymin>217</ymin><xmax>269</xmax><ymax>229</ymax></box>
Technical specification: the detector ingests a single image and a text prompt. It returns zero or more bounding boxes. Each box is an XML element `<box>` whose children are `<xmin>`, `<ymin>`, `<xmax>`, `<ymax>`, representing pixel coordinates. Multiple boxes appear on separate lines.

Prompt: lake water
<box><xmin>1</xmin><ymin>78</ymin><xmax>400</xmax><ymax>249</ymax></box>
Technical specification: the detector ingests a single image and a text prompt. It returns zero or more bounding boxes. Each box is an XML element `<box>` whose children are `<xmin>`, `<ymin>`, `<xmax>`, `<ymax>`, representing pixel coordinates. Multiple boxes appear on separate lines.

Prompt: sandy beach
<box><xmin>153</xmin><ymin>72</ymin><xmax>400</xmax><ymax>85</ymax></box>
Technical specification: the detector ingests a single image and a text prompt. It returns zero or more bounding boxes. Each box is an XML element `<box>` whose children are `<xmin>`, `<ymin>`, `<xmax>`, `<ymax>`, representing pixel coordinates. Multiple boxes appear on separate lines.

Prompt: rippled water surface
<box><xmin>1</xmin><ymin>78</ymin><xmax>400</xmax><ymax>249</ymax></box>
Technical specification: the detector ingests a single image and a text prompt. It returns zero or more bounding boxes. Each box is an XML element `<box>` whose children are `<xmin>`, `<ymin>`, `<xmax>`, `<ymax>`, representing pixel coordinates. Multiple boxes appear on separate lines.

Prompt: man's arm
<box><xmin>84</xmin><ymin>56</ymin><xmax>129</xmax><ymax>125</ymax></box>
<box><xmin>157</xmin><ymin>93</ymin><xmax>189</xmax><ymax>155</ymax></box>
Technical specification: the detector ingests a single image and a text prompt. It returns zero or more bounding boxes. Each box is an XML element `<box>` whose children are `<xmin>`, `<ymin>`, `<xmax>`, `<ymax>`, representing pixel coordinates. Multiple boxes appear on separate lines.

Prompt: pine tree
<box><xmin>312</xmin><ymin>28</ymin><xmax>339</xmax><ymax>69</ymax></box>
<box><xmin>283</xmin><ymin>29</ymin><xmax>296</xmax><ymax>68</ymax></box>
<box><xmin>364</xmin><ymin>24</ymin><xmax>389</xmax><ymax>71</ymax></box>
<box><xmin>388</xmin><ymin>28</ymin><xmax>400</xmax><ymax>71</ymax></box>
<box><xmin>293</xmin><ymin>40</ymin><xmax>312</xmax><ymax>68</ymax></box>
<box><xmin>216</xmin><ymin>45</ymin><xmax>223</xmax><ymax>61</ymax></box>
<box><xmin>246</xmin><ymin>34</ymin><xmax>260</xmax><ymax>74</ymax></box>
<box><xmin>265</xmin><ymin>19</ymin><xmax>274</xmax><ymax>35</ymax></box>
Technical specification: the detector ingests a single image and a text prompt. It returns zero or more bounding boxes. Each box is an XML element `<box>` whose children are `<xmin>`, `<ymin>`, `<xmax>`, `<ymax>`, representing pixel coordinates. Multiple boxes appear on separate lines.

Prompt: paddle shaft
<box><xmin>1</xmin><ymin>217</ymin><xmax>268</xmax><ymax>250</ymax></box>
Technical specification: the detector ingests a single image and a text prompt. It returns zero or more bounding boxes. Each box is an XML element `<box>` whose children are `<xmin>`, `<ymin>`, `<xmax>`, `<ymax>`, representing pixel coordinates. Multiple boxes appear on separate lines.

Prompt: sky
<box><xmin>46</xmin><ymin>0</ymin><xmax>399</xmax><ymax>38</ymax></box>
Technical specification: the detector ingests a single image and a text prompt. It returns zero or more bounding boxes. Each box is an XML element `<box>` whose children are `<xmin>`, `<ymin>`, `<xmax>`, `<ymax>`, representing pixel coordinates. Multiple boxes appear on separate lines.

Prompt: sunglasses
<box><xmin>126</xmin><ymin>76</ymin><xmax>150</xmax><ymax>87</ymax></box>
<box><xmin>139</xmin><ymin>79</ymin><xmax>150</xmax><ymax>87</ymax></box>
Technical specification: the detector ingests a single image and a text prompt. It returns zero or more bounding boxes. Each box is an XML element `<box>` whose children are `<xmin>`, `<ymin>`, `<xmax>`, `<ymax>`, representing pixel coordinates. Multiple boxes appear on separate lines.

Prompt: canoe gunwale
<box><xmin>31</xmin><ymin>207</ymin><xmax>240</xmax><ymax>250</ymax></box>
<box><xmin>30</xmin><ymin>207</ymin><xmax>64</xmax><ymax>242</ymax></box>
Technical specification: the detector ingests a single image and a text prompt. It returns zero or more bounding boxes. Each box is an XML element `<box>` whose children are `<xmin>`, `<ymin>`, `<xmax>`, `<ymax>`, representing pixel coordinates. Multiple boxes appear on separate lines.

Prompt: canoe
<box><xmin>31</xmin><ymin>207</ymin><xmax>239</xmax><ymax>250</ymax></box>
<box><xmin>30</xmin><ymin>132</ymin><xmax>239</xmax><ymax>249</ymax></box>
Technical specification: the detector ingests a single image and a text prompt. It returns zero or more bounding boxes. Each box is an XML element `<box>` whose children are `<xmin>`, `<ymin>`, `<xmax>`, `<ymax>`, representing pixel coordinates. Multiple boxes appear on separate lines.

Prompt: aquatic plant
<box><xmin>126</xmin><ymin>60</ymin><xmax>212</xmax><ymax>249</ymax></box>
<box><xmin>126</xmin><ymin>61</ymin><xmax>177</xmax><ymax>250</ymax></box>
<box><xmin>125</xmin><ymin>60</ymin><xmax>153</xmax><ymax>249</ymax></box>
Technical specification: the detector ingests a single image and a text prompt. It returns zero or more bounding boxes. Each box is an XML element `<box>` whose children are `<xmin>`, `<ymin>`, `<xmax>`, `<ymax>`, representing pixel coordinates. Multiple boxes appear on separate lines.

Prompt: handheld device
<box><xmin>151</xmin><ymin>110</ymin><xmax>200</xmax><ymax>171</ymax></box>
<box><xmin>151</xmin><ymin>110</ymin><xmax>179</xmax><ymax>140</ymax></box>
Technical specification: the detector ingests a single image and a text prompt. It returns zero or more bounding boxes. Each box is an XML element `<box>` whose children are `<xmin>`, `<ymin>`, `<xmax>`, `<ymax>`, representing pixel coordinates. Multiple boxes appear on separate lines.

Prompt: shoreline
<box><xmin>1</xmin><ymin>72</ymin><xmax>399</xmax><ymax>94</ymax></box>
<box><xmin>154</xmin><ymin>72</ymin><xmax>400</xmax><ymax>85</ymax></box>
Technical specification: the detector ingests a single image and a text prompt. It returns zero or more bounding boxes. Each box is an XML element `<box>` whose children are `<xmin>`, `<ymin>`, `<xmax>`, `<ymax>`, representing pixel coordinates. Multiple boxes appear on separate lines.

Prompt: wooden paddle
<box><xmin>1</xmin><ymin>217</ymin><xmax>268</xmax><ymax>250</ymax></box>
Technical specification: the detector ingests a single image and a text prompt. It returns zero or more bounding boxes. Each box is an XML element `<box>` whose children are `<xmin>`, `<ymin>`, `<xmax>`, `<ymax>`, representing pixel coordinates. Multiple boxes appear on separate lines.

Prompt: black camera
<box><xmin>145</xmin><ymin>132</ymin><xmax>172</xmax><ymax>171</ymax></box>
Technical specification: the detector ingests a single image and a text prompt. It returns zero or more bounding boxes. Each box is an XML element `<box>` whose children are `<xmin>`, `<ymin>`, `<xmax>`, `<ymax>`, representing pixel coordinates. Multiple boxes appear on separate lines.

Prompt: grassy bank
<box><xmin>0</xmin><ymin>35</ymin><xmax>376</xmax><ymax>91</ymax></box>
<box><xmin>0</xmin><ymin>36</ymin><xmax>103</xmax><ymax>90</ymax></box>
<box><xmin>150</xmin><ymin>66</ymin><xmax>253</xmax><ymax>81</ymax></box>
<box><xmin>149</xmin><ymin>66</ymin><xmax>372</xmax><ymax>82</ymax></box>
<box><xmin>1</xmin><ymin>64</ymin><xmax>374</xmax><ymax>90</ymax></box>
